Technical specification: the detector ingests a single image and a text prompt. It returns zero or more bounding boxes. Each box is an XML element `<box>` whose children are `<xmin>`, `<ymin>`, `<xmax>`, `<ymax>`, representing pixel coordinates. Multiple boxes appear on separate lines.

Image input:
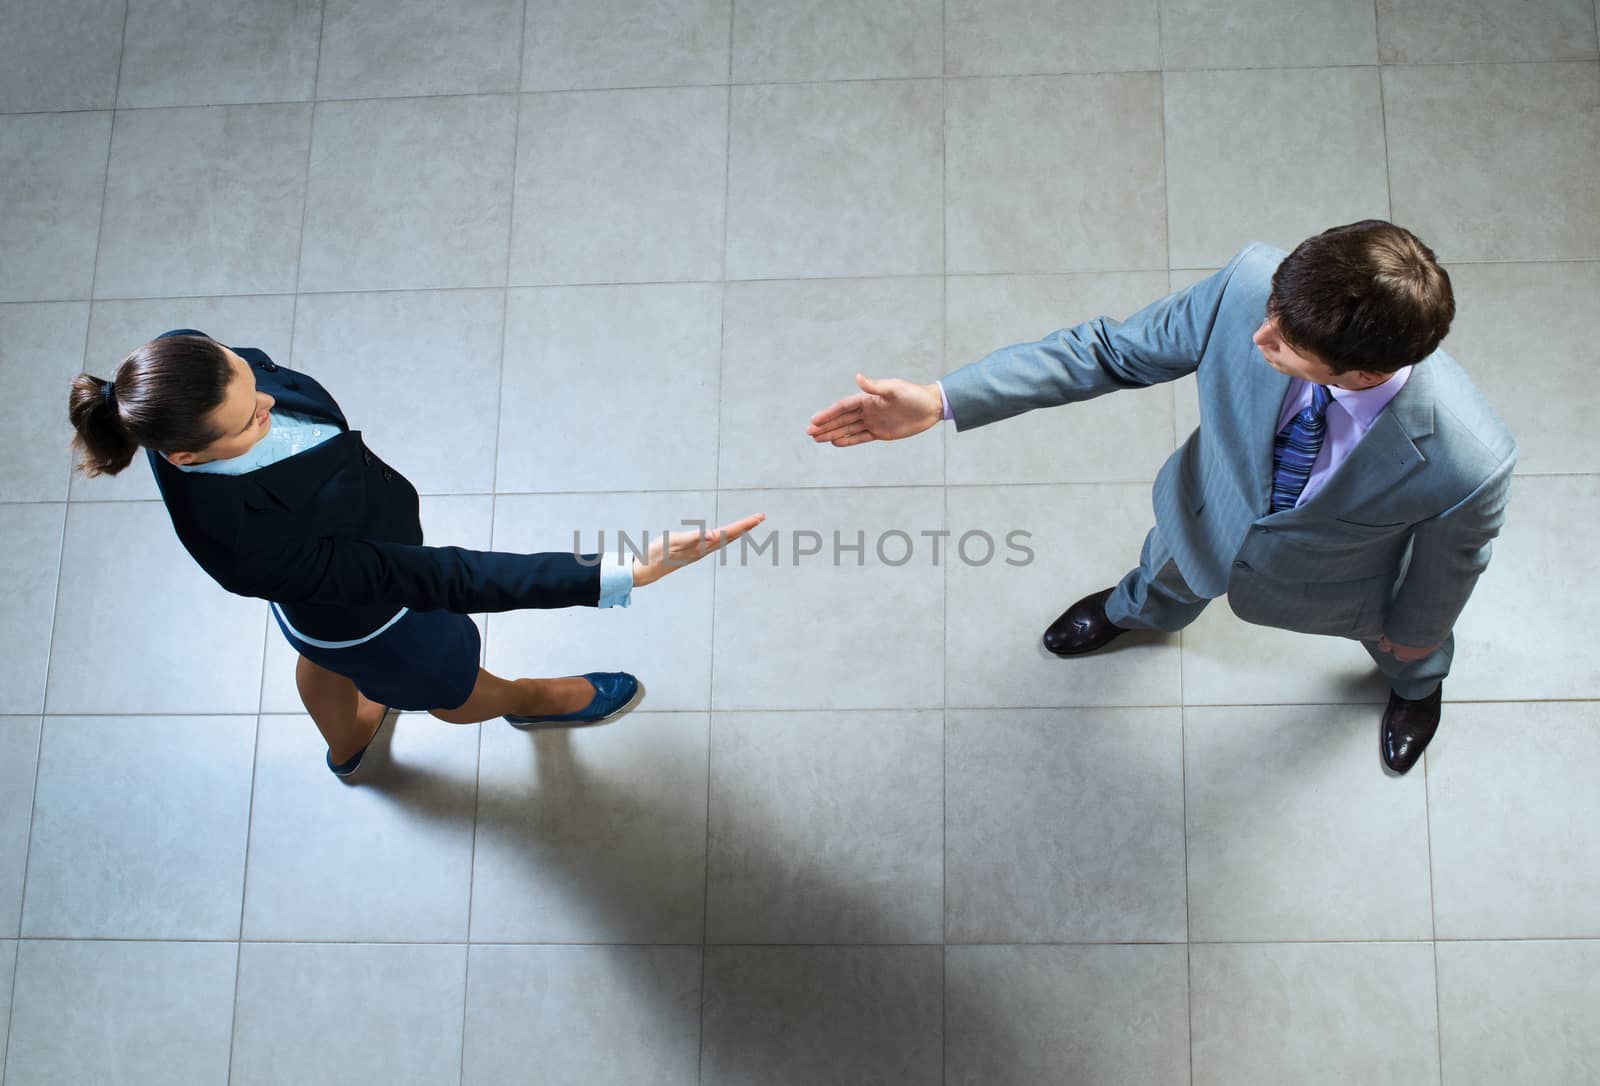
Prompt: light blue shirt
<box><xmin>172</xmin><ymin>409</ymin><xmax>632</xmax><ymax>609</ymax></box>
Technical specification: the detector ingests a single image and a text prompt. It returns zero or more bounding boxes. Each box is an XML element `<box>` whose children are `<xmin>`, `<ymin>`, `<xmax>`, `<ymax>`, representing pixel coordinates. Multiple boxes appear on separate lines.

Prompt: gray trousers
<box><xmin>1103</xmin><ymin>526</ymin><xmax>1451</xmax><ymax>701</ymax></box>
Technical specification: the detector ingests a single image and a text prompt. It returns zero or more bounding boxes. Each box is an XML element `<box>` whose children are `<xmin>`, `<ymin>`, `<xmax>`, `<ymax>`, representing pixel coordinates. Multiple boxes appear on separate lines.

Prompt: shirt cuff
<box><xmin>598</xmin><ymin>553</ymin><xmax>634</xmax><ymax>609</ymax></box>
<box><xmin>937</xmin><ymin>379</ymin><xmax>954</xmax><ymax>423</ymax></box>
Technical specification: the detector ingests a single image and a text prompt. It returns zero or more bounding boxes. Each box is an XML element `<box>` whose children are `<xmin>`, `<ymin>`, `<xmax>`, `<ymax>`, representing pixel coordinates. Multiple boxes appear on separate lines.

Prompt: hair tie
<box><xmin>101</xmin><ymin>380</ymin><xmax>117</xmax><ymax>408</ymax></box>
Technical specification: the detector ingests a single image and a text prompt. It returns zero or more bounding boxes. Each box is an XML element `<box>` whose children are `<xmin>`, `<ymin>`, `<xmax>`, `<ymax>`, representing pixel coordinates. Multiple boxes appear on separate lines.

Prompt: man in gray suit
<box><xmin>807</xmin><ymin>221</ymin><xmax>1515</xmax><ymax>774</ymax></box>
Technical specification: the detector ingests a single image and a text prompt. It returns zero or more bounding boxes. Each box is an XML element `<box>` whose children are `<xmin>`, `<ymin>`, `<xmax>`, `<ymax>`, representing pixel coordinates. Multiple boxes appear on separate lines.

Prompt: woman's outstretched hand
<box><xmin>806</xmin><ymin>373</ymin><xmax>943</xmax><ymax>447</ymax></box>
<box><xmin>631</xmin><ymin>513</ymin><xmax>767</xmax><ymax>588</ymax></box>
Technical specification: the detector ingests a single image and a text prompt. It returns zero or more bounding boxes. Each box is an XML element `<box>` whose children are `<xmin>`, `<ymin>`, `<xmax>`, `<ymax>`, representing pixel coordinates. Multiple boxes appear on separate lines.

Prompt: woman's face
<box><xmin>165</xmin><ymin>349</ymin><xmax>275</xmax><ymax>466</ymax></box>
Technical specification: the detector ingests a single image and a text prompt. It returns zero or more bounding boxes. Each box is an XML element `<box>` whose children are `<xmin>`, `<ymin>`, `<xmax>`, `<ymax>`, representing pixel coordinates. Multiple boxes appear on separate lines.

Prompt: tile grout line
<box><xmin>940</xmin><ymin>9</ymin><xmax>950</xmax><ymax>1084</ymax></box>
<box><xmin>1424</xmin><ymin>749</ymin><xmax>1445</xmax><ymax>1084</ymax></box>
<box><xmin>6</xmin><ymin>0</ymin><xmax>134</xmax><ymax>1069</ymax></box>
<box><xmin>699</xmin><ymin>5</ymin><xmax>738</xmax><ymax>1081</ymax></box>
<box><xmin>1374</xmin><ymin>0</ymin><xmax>1398</xmax><ymax>223</ymax></box>
<box><xmin>456</xmin><ymin>2</ymin><xmax>532</xmax><ymax>1079</ymax></box>
<box><xmin>8</xmin><ymin>52</ymin><xmax>1598</xmax><ymax>121</ymax></box>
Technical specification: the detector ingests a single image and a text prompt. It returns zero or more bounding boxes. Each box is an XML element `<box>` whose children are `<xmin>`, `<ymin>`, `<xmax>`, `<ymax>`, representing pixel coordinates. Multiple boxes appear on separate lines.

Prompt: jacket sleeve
<box><xmin>224</xmin><ymin>534</ymin><xmax>603</xmax><ymax>613</ymax></box>
<box><xmin>1383</xmin><ymin>450</ymin><xmax>1516</xmax><ymax>647</ymax></box>
<box><xmin>940</xmin><ymin>245</ymin><xmax>1257</xmax><ymax>432</ymax></box>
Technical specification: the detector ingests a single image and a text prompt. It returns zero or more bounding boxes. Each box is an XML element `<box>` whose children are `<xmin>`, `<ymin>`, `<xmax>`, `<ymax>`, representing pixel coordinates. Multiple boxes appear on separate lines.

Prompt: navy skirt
<box><xmin>271</xmin><ymin>604</ymin><xmax>481</xmax><ymax>712</ymax></box>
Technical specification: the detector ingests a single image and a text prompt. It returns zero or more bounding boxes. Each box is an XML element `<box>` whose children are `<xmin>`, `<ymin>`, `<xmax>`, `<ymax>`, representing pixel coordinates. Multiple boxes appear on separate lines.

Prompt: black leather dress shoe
<box><xmin>1042</xmin><ymin>587</ymin><xmax>1128</xmax><ymax>657</ymax></box>
<box><xmin>1381</xmin><ymin>685</ymin><xmax>1442</xmax><ymax>775</ymax></box>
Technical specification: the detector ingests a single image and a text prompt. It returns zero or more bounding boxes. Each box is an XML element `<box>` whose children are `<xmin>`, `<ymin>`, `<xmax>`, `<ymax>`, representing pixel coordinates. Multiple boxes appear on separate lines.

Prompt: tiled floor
<box><xmin>1</xmin><ymin>0</ymin><xmax>1598</xmax><ymax>1082</ymax></box>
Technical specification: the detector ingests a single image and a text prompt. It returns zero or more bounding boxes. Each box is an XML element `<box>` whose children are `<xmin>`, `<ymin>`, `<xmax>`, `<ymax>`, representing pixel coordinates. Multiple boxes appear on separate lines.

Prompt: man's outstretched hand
<box><xmin>631</xmin><ymin>513</ymin><xmax>766</xmax><ymax>588</ymax></box>
<box><xmin>806</xmin><ymin>374</ymin><xmax>944</xmax><ymax>447</ymax></box>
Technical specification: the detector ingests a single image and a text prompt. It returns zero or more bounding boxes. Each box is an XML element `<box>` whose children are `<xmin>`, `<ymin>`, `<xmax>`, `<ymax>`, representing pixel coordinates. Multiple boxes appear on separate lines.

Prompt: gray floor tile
<box><xmin>946</xmin><ymin>707</ymin><xmax>1186</xmax><ymax>942</ymax></box>
<box><xmin>4</xmin><ymin>939</ymin><xmax>236</xmax><ymax>1085</ymax></box>
<box><xmin>727</xmin><ymin>79</ymin><xmax>943</xmax><ymax>280</ymax></box>
<box><xmin>243</xmin><ymin>714</ymin><xmax>478</xmax><ymax>941</ymax></box>
<box><xmin>722</xmin><ymin>276</ymin><xmax>944</xmax><ymax>489</ymax></box>
<box><xmin>0</xmin><ymin>0</ymin><xmax>123</xmax><ymax>113</ymax></box>
<box><xmin>0</xmin><ymin>304</ymin><xmax>87</xmax><ymax>502</ymax></box>
<box><xmin>945</xmin><ymin>0</ymin><xmax>1160</xmax><ymax>76</ymax></box>
<box><xmin>946</xmin><ymin>74</ymin><xmax>1166</xmax><ymax>274</ymax></box>
<box><xmin>470</xmin><ymin>714</ymin><xmax>709</xmax><ymax>943</ymax></box>
<box><xmin>1448</xmin><ymin>474</ymin><xmax>1600</xmax><ymax>700</ymax></box>
<box><xmin>946</xmin><ymin>944</ymin><xmax>1190</xmax><ymax>1086</ymax></box>
<box><xmin>946</xmin><ymin>483</ymin><xmax>1182</xmax><ymax>708</ymax></box>
<box><xmin>0</xmin><ymin>718</ymin><xmax>41</xmax><ymax>937</ymax></box>
<box><xmin>701</xmin><ymin>946</ymin><xmax>942</xmax><ymax>1086</ymax></box>
<box><xmin>46</xmin><ymin>501</ymin><xmax>265</xmax><ymax>714</ymax></box>
<box><xmin>262</xmin><ymin>495</ymin><xmax>492</xmax><ymax>712</ymax></box>
<box><xmin>96</xmin><ymin>104</ymin><xmax>312</xmax><ymax>299</ymax></box>
<box><xmin>0</xmin><ymin>504</ymin><xmax>64</xmax><ymax>716</ymax></box>
<box><xmin>944</xmin><ymin>271</ymin><xmax>1175</xmax><ymax>484</ymax></box>
<box><xmin>0</xmin><ymin>112</ymin><xmax>110</xmax><ymax>302</ymax></box>
<box><xmin>118</xmin><ymin>0</ymin><xmax>321</xmax><ymax>108</ymax></box>
<box><xmin>1428</xmin><ymin>701</ymin><xmax>1600</xmax><ymax>939</ymax></box>
<box><xmin>1180</xmin><ymin>605</ymin><xmax>1391</xmax><ymax>706</ymax></box>
<box><xmin>22</xmin><ymin>715</ymin><xmax>253</xmax><ymax>939</ymax></box>
<box><xmin>317</xmin><ymin>0</ymin><xmax>523</xmax><ymax>99</ymax></box>
<box><xmin>1441</xmin><ymin>260</ymin><xmax>1600</xmax><ymax>475</ymax></box>
<box><xmin>1164</xmin><ymin>67</ymin><xmax>1389</xmax><ymax>269</ymax></box>
<box><xmin>71</xmin><ymin>294</ymin><xmax>298</xmax><ymax>502</ymax></box>
<box><xmin>1185</xmin><ymin>705</ymin><xmax>1432</xmax><ymax>941</ymax></box>
<box><xmin>463</xmin><ymin>945</ymin><xmax>702</xmax><ymax>1086</ymax></box>
<box><xmin>1384</xmin><ymin>62</ymin><xmax>1600</xmax><ymax>262</ymax></box>
<box><xmin>706</xmin><ymin>709</ymin><xmax>943</xmax><ymax>943</ymax></box>
<box><xmin>498</xmin><ymin>285</ymin><xmax>722</xmax><ymax>492</ymax></box>
<box><xmin>1378</xmin><ymin>0</ymin><xmax>1599</xmax><ymax>62</ymax></box>
<box><xmin>511</xmin><ymin>86</ymin><xmax>728</xmax><ymax>285</ymax></box>
<box><xmin>291</xmin><ymin>289</ymin><xmax>504</xmax><ymax>493</ymax></box>
<box><xmin>231</xmin><ymin>942</ymin><xmax>468</xmax><ymax>1086</ymax></box>
<box><xmin>1190</xmin><ymin>941</ymin><xmax>1440</xmax><ymax>1086</ymax></box>
<box><xmin>488</xmin><ymin>492</ymin><xmax>717</xmax><ymax>711</ymax></box>
<box><xmin>733</xmin><ymin>0</ymin><xmax>942</xmax><ymax>82</ymax></box>
<box><xmin>300</xmin><ymin>95</ymin><xmax>516</xmax><ymax>292</ymax></box>
<box><xmin>1436</xmin><ymin>939</ymin><xmax>1600</xmax><ymax>1086</ymax></box>
<box><xmin>711</xmin><ymin>487</ymin><xmax>945</xmax><ymax>710</ymax></box>
<box><xmin>522</xmin><ymin>0</ymin><xmax>730</xmax><ymax>92</ymax></box>
<box><xmin>1160</xmin><ymin>0</ymin><xmax>1377</xmax><ymax>68</ymax></box>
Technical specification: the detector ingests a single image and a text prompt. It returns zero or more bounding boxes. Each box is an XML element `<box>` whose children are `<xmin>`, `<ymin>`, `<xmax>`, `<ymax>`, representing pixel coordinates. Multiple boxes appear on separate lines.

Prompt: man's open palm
<box><xmin>807</xmin><ymin>374</ymin><xmax>943</xmax><ymax>447</ymax></box>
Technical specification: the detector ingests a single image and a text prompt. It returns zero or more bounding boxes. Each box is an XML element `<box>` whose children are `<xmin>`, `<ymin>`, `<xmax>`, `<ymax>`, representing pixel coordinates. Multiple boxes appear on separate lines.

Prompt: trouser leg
<box><xmin>1104</xmin><ymin>526</ymin><xmax>1213</xmax><ymax>633</ymax></box>
<box><xmin>1363</xmin><ymin>634</ymin><xmax>1454</xmax><ymax>701</ymax></box>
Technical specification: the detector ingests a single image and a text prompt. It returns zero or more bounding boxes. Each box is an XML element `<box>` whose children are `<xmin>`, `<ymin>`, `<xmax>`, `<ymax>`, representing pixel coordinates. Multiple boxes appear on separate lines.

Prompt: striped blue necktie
<box><xmin>1270</xmin><ymin>383</ymin><xmax>1332</xmax><ymax>512</ymax></box>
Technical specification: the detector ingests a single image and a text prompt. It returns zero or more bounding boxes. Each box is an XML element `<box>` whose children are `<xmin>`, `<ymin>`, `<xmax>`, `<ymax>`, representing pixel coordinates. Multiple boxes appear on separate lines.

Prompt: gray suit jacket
<box><xmin>940</xmin><ymin>244</ymin><xmax>1517</xmax><ymax>646</ymax></box>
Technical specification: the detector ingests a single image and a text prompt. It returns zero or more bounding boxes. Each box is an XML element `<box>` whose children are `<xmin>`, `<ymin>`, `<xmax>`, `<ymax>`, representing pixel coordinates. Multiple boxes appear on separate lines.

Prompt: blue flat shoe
<box><xmin>327</xmin><ymin>706</ymin><xmax>397</xmax><ymax>780</ymax></box>
<box><xmin>505</xmin><ymin>672</ymin><xmax>642</xmax><ymax>729</ymax></box>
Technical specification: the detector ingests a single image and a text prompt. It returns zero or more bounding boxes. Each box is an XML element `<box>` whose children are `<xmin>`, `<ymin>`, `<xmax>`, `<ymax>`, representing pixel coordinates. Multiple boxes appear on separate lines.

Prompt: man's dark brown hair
<box><xmin>1267</xmin><ymin>220</ymin><xmax>1454</xmax><ymax>375</ymax></box>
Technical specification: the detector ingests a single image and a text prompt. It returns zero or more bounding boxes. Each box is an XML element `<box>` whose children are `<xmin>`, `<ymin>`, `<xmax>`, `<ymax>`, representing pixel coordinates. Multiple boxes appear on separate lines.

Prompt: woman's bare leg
<box><xmin>295</xmin><ymin>655</ymin><xmax>389</xmax><ymax>763</ymax></box>
<box><xmin>428</xmin><ymin>669</ymin><xmax>596</xmax><ymax>725</ymax></box>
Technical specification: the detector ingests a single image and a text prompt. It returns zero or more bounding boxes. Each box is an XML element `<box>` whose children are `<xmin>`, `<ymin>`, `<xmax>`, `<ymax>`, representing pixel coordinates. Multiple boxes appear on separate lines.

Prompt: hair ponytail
<box><xmin>68</xmin><ymin>374</ymin><xmax>140</xmax><ymax>476</ymax></box>
<box><xmin>68</xmin><ymin>335</ymin><xmax>235</xmax><ymax>477</ymax></box>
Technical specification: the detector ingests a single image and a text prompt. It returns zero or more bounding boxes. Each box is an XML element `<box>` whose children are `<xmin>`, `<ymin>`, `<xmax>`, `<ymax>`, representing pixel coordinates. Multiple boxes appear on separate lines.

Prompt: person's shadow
<box><xmin>360</xmin><ymin>720</ymin><xmax>1056</xmax><ymax>1085</ymax></box>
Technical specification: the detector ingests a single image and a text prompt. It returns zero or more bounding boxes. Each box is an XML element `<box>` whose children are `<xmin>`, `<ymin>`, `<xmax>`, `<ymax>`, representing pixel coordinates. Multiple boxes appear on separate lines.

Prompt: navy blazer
<box><xmin>148</xmin><ymin>331</ymin><xmax>600</xmax><ymax>641</ymax></box>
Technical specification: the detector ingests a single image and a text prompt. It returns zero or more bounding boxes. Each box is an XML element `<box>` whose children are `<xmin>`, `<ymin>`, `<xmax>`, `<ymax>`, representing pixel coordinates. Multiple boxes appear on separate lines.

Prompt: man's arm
<box><xmin>939</xmin><ymin>247</ymin><xmax>1255</xmax><ymax>432</ymax></box>
<box><xmin>1383</xmin><ymin>451</ymin><xmax>1517</xmax><ymax>649</ymax></box>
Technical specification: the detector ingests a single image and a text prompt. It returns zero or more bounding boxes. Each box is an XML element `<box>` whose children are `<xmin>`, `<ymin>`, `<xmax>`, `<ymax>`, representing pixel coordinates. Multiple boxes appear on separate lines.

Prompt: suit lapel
<box><xmin>1302</xmin><ymin>363</ymin><xmax>1434</xmax><ymax>515</ymax></box>
<box><xmin>1246</xmin><ymin>349</ymin><xmax>1292</xmax><ymax>510</ymax></box>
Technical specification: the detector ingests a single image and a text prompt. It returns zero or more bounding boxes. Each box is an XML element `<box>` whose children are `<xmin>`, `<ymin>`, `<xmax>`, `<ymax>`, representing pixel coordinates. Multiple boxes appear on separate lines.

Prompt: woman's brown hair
<box><xmin>1267</xmin><ymin>220</ymin><xmax>1454</xmax><ymax>375</ymax></box>
<box><xmin>68</xmin><ymin>335</ymin><xmax>235</xmax><ymax>477</ymax></box>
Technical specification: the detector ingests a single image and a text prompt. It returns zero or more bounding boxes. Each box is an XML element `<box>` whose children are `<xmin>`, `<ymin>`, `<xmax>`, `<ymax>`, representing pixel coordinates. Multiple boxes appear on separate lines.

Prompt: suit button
<box><xmin>383</xmin><ymin>468</ymin><xmax>393</xmax><ymax>482</ymax></box>
<box><xmin>261</xmin><ymin>361</ymin><xmax>278</xmax><ymax>372</ymax></box>
<box><xmin>1234</xmin><ymin>560</ymin><xmax>1249</xmax><ymax>570</ymax></box>
<box><xmin>363</xmin><ymin>449</ymin><xmax>373</xmax><ymax>465</ymax></box>
<box><xmin>1260</xmin><ymin>526</ymin><xmax>1271</xmax><ymax>534</ymax></box>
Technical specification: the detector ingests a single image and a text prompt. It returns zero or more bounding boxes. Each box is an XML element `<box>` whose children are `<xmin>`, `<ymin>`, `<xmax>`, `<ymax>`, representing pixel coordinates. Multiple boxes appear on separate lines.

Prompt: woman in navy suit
<box><xmin>68</xmin><ymin>330</ymin><xmax>762</xmax><ymax>779</ymax></box>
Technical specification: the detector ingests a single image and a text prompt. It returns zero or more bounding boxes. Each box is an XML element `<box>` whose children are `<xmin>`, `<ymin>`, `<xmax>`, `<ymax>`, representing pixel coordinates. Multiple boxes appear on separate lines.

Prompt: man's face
<box><xmin>1252</xmin><ymin>318</ymin><xmax>1342</xmax><ymax>384</ymax></box>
